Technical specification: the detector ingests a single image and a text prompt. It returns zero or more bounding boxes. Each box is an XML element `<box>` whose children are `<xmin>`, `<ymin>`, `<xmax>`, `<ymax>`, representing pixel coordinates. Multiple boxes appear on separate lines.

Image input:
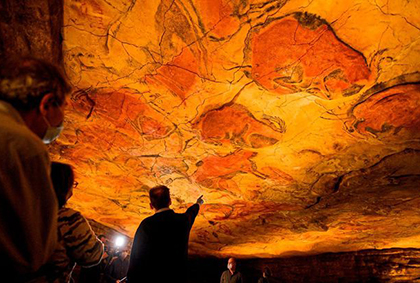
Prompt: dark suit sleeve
<box><xmin>185</xmin><ymin>203</ymin><xmax>200</xmax><ymax>228</ymax></box>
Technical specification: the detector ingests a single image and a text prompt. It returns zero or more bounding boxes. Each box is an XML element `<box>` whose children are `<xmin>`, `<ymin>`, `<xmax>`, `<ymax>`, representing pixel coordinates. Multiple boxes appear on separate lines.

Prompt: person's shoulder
<box><xmin>59</xmin><ymin>207</ymin><xmax>81</xmax><ymax>218</ymax></box>
<box><xmin>221</xmin><ymin>270</ymin><xmax>230</xmax><ymax>278</ymax></box>
<box><xmin>142</xmin><ymin>213</ymin><xmax>157</xmax><ymax>222</ymax></box>
<box><xmin>58</xmin><ymin>207</ymin><xmax>85</xmax><ymax>227</ymax></box>
<box><xmin>0</xmin><ymin>112</ymin><xmax>46</xmax><ymax>156</ymax></box>
<box><xmin>138</xmin><ymin>213</ymin><xmax>158</xmax><ymax>228</ymax></box>
<box><xmin>221</xmin><ymin>270</ymin><xmax>229</xmax><ymax>275</ymax></box>
<box><xmin>57</xmin><ymin>208</ymin><xmax>87</xmax><ymax>236</ymax></box>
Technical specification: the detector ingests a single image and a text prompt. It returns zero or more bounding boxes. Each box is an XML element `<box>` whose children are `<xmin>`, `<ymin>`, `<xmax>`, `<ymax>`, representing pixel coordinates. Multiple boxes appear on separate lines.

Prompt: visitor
<box><xmin>0</xmin><ymin>57</ymin><xmax>71</xmax><ymax>280</ymax></box>
<box><xmin>258</xmin><ymin>266</ymin><xmax>272</xmax><ymax>283</ymax></box>
<box><xmin>105</xmin><ymin>249</ymin><xmax>130</xmax><ymax>283</ymax></box>
<box><xmin>127</xmin><ymin>185</ymin><xmax>204</xmax><ymax>282</ymax></box>
<box><xmin>79</xmin><ymin>235</ymin><xmax>110</xmax><ymax>283</ymax></box>
<box><xmin>220</xmin><ymin>258</ymin><xmax>244</xmax><ymax>283</ymax></box>
<box><xmin>46</xmin><ymin>162</ymin><xmax>104</xmax><ymax>282</ymax></box>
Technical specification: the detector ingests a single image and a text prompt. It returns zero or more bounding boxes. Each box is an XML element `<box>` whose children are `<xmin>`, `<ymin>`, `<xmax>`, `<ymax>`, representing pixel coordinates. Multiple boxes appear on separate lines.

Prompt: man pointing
<box><xmin>128</xmin><ymin>185</ymin><xmax>204</xmax><ymax>282</ymax></box>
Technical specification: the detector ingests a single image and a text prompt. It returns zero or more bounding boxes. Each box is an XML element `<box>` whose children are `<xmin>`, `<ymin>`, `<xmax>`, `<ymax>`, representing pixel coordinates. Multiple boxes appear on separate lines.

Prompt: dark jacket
<box><xmin>258</xmin><ymin>277</ymin><xmax>270</xmax><ymax>283</ymax></box>
<box><xmin>106</xmin><ymin>255</ymin><xmax>130</xmax><ymax>282</ymax></box>
<box><xmin>127</xmin><ymin>204</ymin><xmax>200</xmax><ymax>282</ymax></box>
<box><xmin>220</xmin><ymin>270</ymin><xmax>244</xmax><ymax>283</ymax></box>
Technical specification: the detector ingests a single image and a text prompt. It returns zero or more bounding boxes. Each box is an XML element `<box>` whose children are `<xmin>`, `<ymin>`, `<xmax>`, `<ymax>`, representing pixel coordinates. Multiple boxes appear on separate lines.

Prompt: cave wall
<box><xmin>1</xmin><ymin>0</ymin><xmax>420</xmax><ymax>281</ymax></box>
<box><xmin>0</xmin><ymin>0</ymin><xmax>64</xmax><ymax>64</ymax></box>
<box><xmin>56</xmin><ymin>0</ymin><xmax>420</xmax><ymax>258</ymax></box>
<box><xmin>189</xmin><ymin>249</ymin><xmax>420</xmax><ymax>283</ymax></box>
<box><xmin>1</xmin><ymin>0</ymin><xmax>420</xmax><ymax>264</ymax></box>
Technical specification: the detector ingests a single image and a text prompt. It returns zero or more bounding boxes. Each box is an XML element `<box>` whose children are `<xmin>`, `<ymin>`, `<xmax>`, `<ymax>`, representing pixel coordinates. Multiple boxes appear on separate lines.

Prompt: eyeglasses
<box><xmin>73</xmin><ymin>181</ymin><xmax>79</xmax><ymax>188</ymax></box>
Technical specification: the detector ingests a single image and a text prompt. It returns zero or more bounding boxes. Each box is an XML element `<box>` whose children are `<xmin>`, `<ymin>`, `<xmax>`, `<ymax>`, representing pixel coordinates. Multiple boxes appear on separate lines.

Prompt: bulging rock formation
<box><xmin>32</xmin><ymin>0</ymin><xmax>420</xmax><ymax>260</ymax></box>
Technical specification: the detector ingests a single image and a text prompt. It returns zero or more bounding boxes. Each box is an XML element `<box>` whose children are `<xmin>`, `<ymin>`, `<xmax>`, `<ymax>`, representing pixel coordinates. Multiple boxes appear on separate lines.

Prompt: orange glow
<box><xmin>57</xmin><ymin>0</ymin><xmax>420</xmax><ymax>257</ymax></box>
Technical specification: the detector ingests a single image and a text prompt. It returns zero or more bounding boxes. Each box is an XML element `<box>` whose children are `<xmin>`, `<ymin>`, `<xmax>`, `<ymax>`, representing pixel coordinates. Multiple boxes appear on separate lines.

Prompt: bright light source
<box><xmin>115</xmin><ymin>236</ymin><xmax>125</xmax><ymax>247</ymax></box>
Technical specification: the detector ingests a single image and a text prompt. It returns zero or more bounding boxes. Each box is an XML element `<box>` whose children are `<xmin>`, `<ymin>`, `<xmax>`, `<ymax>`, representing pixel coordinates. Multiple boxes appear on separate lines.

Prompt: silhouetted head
<box><xmin>263</xmin><ymin>267</ymin><xmax>271</xmax><ymax>278</ymax></box>
<box><xmin>51</xmin><ymin>162</ymin><xmax>75</xmax><ymax>207</ymax></box>
<box><xmin>118</xmin><ymin>249</ymin><xmax>129</xmax><ymax>260</ymax></box>
<box><xmin>149</xmin><ymin>185</ymin><xmax>171</xmax><ymax>210</ymax></box>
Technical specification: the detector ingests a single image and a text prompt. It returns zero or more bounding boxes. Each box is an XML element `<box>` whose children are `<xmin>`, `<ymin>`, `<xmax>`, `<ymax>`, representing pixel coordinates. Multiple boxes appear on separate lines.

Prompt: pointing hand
<box><xmin>196</xmin><ymin>195</ymin><xmax>204</xmax><ymax>206</ymax></box>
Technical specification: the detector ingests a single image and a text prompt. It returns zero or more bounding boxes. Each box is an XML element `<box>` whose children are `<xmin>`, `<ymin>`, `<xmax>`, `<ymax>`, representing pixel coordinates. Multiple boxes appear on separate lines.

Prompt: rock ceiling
<box><xmin>52</xmin><ymin>0</ymin><xmax>420</xmax><ymax>257</ymax></box>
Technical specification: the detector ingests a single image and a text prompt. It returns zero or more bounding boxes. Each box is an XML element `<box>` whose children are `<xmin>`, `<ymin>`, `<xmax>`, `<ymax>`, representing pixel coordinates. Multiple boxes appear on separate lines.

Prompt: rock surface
<box><xmin>0</xmin><ymin>0</ymin><xmax>64</xmax><ymax>64</ymax></box>
<box><xmin>3</xmin><ymin>0</ymin><xmax>419</xmax><ymax>259</ymax></box>
<box><xmin>56</xmin><ymin>0</ymin><xmax>420</xmax><ymax>258</ymax></box>
<box><xmin>189</xmin><ymin>248</ymin><xmax>420</xmax><ymax>283</ymax></box>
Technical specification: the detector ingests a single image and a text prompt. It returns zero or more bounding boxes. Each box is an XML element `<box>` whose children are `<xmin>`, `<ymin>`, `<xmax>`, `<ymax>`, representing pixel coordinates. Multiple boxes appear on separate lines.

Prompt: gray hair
<box><xmin>0</xmin><ymin>57</ymin><xmax>71</xmax><ymax>111</ymax></box>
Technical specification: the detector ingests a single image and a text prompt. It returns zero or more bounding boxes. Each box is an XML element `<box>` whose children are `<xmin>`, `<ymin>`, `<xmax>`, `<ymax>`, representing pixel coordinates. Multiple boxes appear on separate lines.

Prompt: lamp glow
<box><xmin>115</xmin><ymin>236</ymin><xmax>125</xmax><ymax>247</ymax></box>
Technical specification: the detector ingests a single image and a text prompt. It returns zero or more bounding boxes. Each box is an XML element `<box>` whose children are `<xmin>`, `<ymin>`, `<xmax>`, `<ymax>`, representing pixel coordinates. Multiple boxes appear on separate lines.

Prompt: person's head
<box><xmin>119</xmin><ymin>249</ymin><xmax>129</xmax><ymax>260</ymax></box>
<box><xmin>0</xmin><ymin>57</ymin><xmax>71</xmax><ymax>142</ymax></box>
<box><xmin>263</xmin><ymin>267</ymin><xmax>271</xmax><ymax>278</ymax></box>
<box><xmin>228</xmin><ymin>258</ymin><xmax>236</xmax><ymax>272</ymax></box>
<box><xmin>149</xmin><ymin>185</ymin><xmax>171</xmax><ymax>210</ymax></box>
<box><xmin>51</xmin><ymin>162</ymin><xmax>75</xmax><ymax>207</ymax></box>
<box><xmin>98</xmin><ymin>234</ymin><xmax>107</xmax><ymax>243</ymax></box>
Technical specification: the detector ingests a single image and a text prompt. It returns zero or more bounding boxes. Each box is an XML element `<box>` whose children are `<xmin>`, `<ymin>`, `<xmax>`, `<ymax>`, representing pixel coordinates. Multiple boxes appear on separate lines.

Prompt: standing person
<box><xmin>105</xmin><ymin>250</ymin><xmax>130</xmax><ymax>283</ymax></box>
<box><xmin>220</xmin><ymin>258</ymin><xmax>244</xmax><ymax>283</ymax></box>
<box><xmin>46</xmin><ymin>162</ymin><xmax>104</xmax><ymax>282</ymax></box>
<box><xmin>98</xmin><ymin>235</ymin><xmax>109</xmax><ymax>250</ymax></box>
<box><xmin>79</xmin><ymin>235</ymin><xmax>109</xmax><ymax>283</ymax></box>
<box><xmin>0</xmin><ymin>57</ymin><xmax>71</xmax><ymax>280</ymax></box>
<box><xmin>127</xmin><ymin>185</ymin><xmax>204</xmax><ymax>282</ymax></box>
<box><xmin>258</xmin><ymin>267</ymin><xmax>272</xmax><ymax>283</ymax></box>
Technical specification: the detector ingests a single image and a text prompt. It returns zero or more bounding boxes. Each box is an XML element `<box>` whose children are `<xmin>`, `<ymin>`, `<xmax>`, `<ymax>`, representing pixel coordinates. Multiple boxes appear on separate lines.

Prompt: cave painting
<box><xmin>250</xmin><ymin>12</ymin><xmax>372</xmax><ymax>99</ymax></box>
<box><xmin>351</xmin><ymin>83</ymin><xmax>420</xmax><ymax>139</ymax></box>
<box><xmin>193</xmin><ymin>150</ymin><xmax>263</xmax><ymax>191</ymax></box>
<box><xmin>149</xmin><ymin>48</ymin><xmax>199</xmax><ymax>102</ymax></box>
<box><xmin>260</xmin><ymin>166</ymin><xmax>294</xmax><ymax>185</ymax></box>
<box><xmin>61</xmin><ymin>0</ymin><xmax>420</xmax><ymax>258</ymax></box>
<box><xmin>195</xmin><ymin>0</ymin><xmax>241</xmax><ymax>39</ymax></box>
<box><xmin>194</xmin><ymin>103</ymin><xmax>285</xmax><ymax>148</ymax></box>
<box><xmin>72</xmin><ymin>88</ymin><xmax>175</xmax><ymax>141</ymax></box>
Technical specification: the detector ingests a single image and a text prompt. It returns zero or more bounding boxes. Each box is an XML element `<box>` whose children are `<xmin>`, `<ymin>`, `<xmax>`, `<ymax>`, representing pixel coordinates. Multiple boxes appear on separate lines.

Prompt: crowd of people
<box><xmin>0</xmin><ymin>56</ymin><xmax>273</xmax><ymax>283</ymax></box>
<box><xmin>76</xmin><ymin>234</ymin><xmax>129</xmax><ymax>283</ymax></box>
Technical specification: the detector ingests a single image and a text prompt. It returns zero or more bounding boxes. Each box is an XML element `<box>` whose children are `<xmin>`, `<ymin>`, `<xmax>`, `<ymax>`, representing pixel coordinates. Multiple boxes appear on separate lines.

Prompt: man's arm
<box><xmin>185</xmin><ymin>203</ymin><xmax>199</xmax><ymax>227</ymax></box>
<box><xmin>185</xmin><ymin>195</ymin><xmax>204</xmax><ymax>227</ymax></box>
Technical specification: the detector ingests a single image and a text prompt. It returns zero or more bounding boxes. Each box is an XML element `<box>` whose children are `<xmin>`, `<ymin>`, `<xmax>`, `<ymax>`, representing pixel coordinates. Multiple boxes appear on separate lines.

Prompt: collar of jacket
<box><xmin>155</xmin><ymin>207</ymin><xmax>172</xmax><ymax>214</ymax></box>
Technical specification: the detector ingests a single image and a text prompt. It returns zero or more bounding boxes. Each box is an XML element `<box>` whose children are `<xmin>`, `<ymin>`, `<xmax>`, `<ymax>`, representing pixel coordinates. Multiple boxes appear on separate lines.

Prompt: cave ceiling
<box><xmin>52</xmin><ymin>0</ymin><xmax>420</xmax><ymax>257</ymax></box>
